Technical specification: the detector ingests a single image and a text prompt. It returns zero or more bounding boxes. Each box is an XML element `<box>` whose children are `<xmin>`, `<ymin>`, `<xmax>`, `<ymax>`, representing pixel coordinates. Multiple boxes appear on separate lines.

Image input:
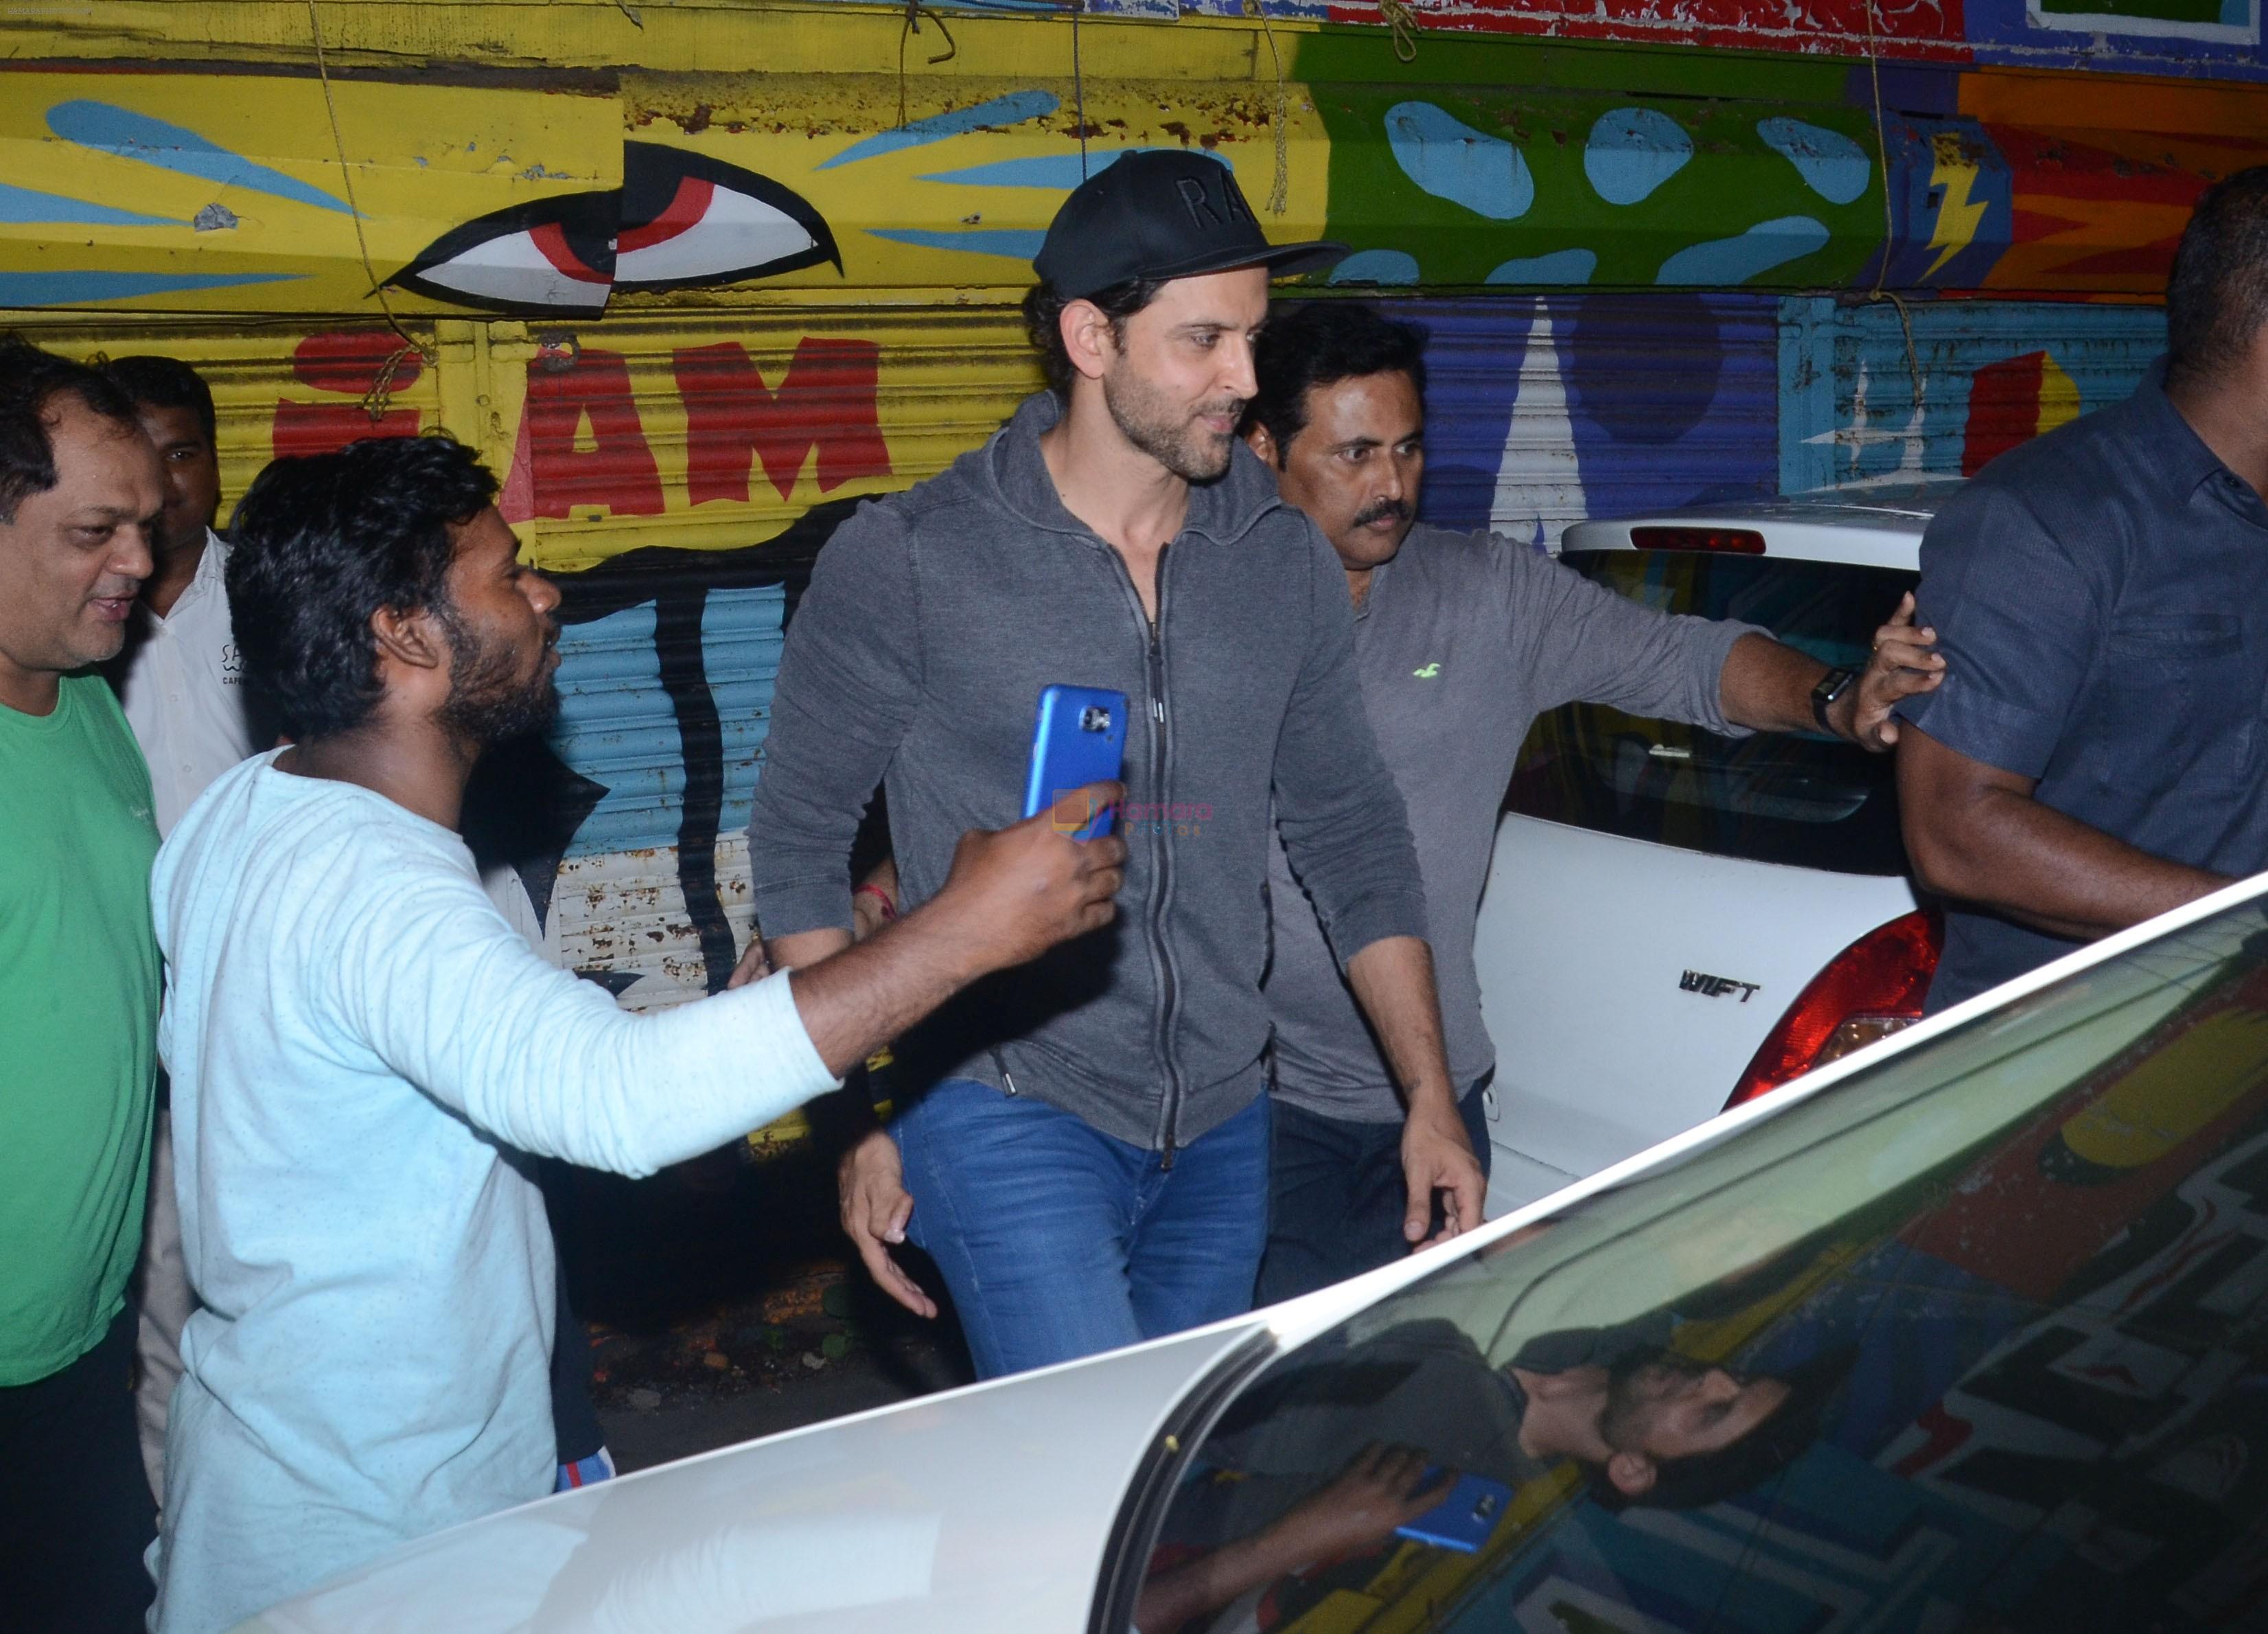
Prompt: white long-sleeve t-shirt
<box><xmin>148</xmin><ymin>752</ymin><xmax>838</xmax><ymax>1634</ymax></box>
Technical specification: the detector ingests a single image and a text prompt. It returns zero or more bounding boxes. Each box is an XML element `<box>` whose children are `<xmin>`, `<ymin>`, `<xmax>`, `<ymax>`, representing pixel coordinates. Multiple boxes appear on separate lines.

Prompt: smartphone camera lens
<box><xmin>1080</xmin><ymin>706</ymin><xmax>1111</xmax><ymax>733</ymax></box>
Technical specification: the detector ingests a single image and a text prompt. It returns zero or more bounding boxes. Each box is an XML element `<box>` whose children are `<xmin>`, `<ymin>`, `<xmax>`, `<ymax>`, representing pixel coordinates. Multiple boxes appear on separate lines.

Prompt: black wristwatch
<box><xmin>1811</xmin><ymin>667</ymin><xmax>1857</xmax><ymax>735</ymax></box>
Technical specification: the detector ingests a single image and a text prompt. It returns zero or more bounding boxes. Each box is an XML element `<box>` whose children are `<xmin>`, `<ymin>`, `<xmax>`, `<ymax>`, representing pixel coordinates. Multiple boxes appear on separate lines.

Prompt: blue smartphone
<box><xmin>1022</xmin><ymin>685</ymin><xmax>1126</xmax><ymax>841</ymax></box>
<box><xmin>1393</xmin><ymin>1470</ymin><xmax>1512</xmax><ymax>1554</ymax></box>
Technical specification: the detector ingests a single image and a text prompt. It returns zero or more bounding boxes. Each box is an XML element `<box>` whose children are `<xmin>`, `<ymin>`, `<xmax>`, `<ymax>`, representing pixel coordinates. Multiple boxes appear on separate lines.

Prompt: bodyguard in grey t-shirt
<box><xmin>1245</xmin><ymin>304</ymin><xmax>1944</xmax><ymax>1302</ymax></box>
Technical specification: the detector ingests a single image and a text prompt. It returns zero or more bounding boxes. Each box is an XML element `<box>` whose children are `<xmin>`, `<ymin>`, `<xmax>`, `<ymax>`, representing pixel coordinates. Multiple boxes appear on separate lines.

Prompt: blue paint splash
<box><xmin>47</xmin><ymin>102</ymin><xmax>355</xmax><ymax>215</ymax></box>
<box><xmin>1485</xmin><ymin>249</ymin><xmax>1597</xmax><ymax>285</ymax></box>
<box><xmin>0</xmin><ymin>182</ymin><xmax>174</xmax><ymax>227</ymax></box>
<box><xmin>0</xmin><ymin>271</ymin><xmax>303</xmax><ymax>307</ymax></box>
<box><xmin>818</xmin><ymin>91</ymin><xmax>1061</xmax><ymax>172</ymax></box>
<box><xmin>1329</xmin><ymin>249</ymin><xmax>1420</xmax><ymax>286</ymax></box>
<box><xmin>551</xmin><ymin>602</ymin><xmax>679</xmax><ymax>858</ymax></box>
<box><xmin>868</xmin><ymin>227</ymin><xmax>1048</xmax><ymax>260</ymax></box>
<box><xmin>1584</xmin><ymin>108</ymin><xmax>1692</xmax><ymax>207</ymax></box>
<box><xmin>1385</xmin><ymin>102</ymin><xmax>1532</xmax><ymax>222</ymax></box>
<box><xmin>914</xmin><ymin>148</ymin><xmax>1222</xmax><ymax>190</ymax></box>
<box><xmin>1657</xmin><ymin>216</ymin><xmax>1829</xmax><ymax>285</ymax></box>
<box><xmin>704</xmin><ymin>585</ymin><xmax>787</xmax><ymax>841</ymax></box>
<box><xmin>1757</xmin><ymin>119</ymin><xmax>1871</xmax><ymax>206</ymax></box>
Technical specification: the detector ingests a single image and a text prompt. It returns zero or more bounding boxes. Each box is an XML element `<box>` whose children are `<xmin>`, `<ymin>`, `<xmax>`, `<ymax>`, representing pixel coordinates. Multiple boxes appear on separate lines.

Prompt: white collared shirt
<box><xmin>116</xmin><ymin>531</ymin><xmax>261</xmax><ymax>837</ymax></box>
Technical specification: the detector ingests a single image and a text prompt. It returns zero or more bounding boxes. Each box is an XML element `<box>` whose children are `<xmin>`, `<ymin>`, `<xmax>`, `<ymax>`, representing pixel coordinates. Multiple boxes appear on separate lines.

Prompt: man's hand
<box><xmin>1402</xmin><ymin>1093</ymin><xmax>1486</xmax><ymax>1248</ymax></box>
<box><xmin>1131</xmin><ymin>1445</ymin><xmax>1451</xmax><ymax>1633</ymax></box>
<box><xmin>1265</xmin><ymin>1445</ymin><xmax>1455</xmax><ymax>1563</ymax></box>
<box><xmin>839</xmin><ymin>1125</ymin><xmax>935</xmax><ymax>1318</ymax></box>
<box><xmin>785</xmin><ymin>782</ymin><xmax>1127</xmax><ymax>1076</ymax></box>
<box><xmin>1838</xmin><ymin>592</ymin><xmax>1944</xmax><ymax>750</ymax></box>
<box><xmin>921</xmin><ymin>781</ymin><xmax>1129</xmax><ymax>978</ymax></box>
<box><xmin>725</xmin><ymin>935</ymin><xmax>772</xmax><ymax>989</ymax></box>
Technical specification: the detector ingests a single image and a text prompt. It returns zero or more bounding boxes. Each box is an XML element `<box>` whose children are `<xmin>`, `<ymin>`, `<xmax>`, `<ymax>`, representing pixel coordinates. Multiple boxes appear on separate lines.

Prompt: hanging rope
<box><xmin>304</xmin><ymin>0</ymin><xmax>435</xmax><ymax>404</ymax></box>
<box><xmin>1378</xmin><ymin>0</ymin><xmax>1422</xmax><ymax>63</ymax></box>
<box><xmin>896</xmin><ymin>0</ymin><xmax>959</xmax><ymax>129</ymax></box>
<box><xmin>358</xmin><ymin>344</ymin><xmax>425</xmax><ymax>425</ymax></box>
<box><xmin>1860</xmin><ymin>0</ymin><xmax>1925</xmax><ymax>412</ymax></box>
<box><xmin>1245</xmin><ymin>0</ymin><xmax>1291</xmax><ymax>214</ymax></box>
<box><xmin>1071</xmin><ymin>0</ymin><xmax>1089</xmax><ymax>180</ymax></box>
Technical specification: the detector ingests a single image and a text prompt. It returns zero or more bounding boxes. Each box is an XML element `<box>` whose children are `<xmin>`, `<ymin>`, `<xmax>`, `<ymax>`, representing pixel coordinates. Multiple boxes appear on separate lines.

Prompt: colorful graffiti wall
<box><xmin>0</xmin><ymin>3</ymin><xmax>2254</xmax><ymax>1111</ymax></box>
<box><xmin>3</xmin><ymin>13</ymin><xmax>2267</xmax><ymax>315</ymax></box>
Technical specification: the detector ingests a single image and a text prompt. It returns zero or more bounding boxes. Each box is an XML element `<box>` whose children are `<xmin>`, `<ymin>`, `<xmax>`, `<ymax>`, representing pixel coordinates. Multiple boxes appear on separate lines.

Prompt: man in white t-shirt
<box><xmin>98</xmin><ymin>356</ymin><xmax>257</xmax><ymax>1508</ymax></box>
<box><xmin>146</xmin><ymin>433</ymin><xmax>1125</xmax><ymax>1633</ymax></box>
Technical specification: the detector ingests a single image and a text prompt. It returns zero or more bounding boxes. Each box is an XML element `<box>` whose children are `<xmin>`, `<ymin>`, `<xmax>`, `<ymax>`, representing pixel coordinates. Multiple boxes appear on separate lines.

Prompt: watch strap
<box><xmin>1811</xmin><ymin>667</ymin><xmax>1856</xmax><ymax>734</ymax></box>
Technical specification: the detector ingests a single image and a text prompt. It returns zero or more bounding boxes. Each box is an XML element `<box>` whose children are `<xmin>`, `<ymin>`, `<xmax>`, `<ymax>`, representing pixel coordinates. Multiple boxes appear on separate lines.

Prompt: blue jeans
<box><xmin>892</xmin><ymin>1079</ymin><xmax>1271</xmax><ymax>1379</ymax></box>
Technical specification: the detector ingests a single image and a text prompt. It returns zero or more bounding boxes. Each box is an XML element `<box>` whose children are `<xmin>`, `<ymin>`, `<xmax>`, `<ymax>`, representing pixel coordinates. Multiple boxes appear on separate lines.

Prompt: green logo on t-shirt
<box><xmin>1412</xmin><ymin>662</ymin><xmax>1442</xmax><ymax>678</ymax></box>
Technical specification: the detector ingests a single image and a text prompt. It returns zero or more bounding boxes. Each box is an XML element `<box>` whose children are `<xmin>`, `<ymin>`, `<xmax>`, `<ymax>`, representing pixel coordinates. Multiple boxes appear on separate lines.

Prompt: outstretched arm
<box><xmin>349</xmin><ymin>787</ymin><xmax>1124</xmax><ymax>1180</ymax></box>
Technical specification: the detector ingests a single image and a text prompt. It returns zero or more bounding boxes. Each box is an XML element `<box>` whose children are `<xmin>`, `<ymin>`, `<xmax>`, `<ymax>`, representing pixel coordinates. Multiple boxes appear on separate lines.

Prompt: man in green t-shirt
<box><xmin>0</xmin><ymin>337</ymin><xmax>167</xmax><ymax>1633</ymax></box>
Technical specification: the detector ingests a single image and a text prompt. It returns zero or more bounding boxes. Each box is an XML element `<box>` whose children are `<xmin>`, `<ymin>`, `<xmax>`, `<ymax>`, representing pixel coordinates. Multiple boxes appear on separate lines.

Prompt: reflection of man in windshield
<box><xmin>1595</xmin><ymin>1351</ymin><xmax>1793</xmax><ymax>1499</ymax></box>
<box><xmin>1142</xmin><ymin>1321</ymin><xmax>1844</xmax><ymax>1632</ymax></box>
<box><xmin>1207</xmin><ymin>1317</ymin><xmax>1833</xmax><ymax>1503</ymax></box>
<box><xmin>1498</xmin><ymin>1321</ymin><xmax>1822</xmax><ymax>1503</ymax></box>
<box><xmin>1589</xmin><ymin>1345</ymin><xmax>1849</xmax><ymax>1511</ymax></box>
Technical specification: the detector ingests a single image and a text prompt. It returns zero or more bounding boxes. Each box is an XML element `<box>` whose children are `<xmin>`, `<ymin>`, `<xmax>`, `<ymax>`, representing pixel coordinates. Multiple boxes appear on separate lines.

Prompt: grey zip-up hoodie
<box><xmin>746</xmin><ymin>391</ymin><xmax>1428</xmax><ymax>1151</ymax></box>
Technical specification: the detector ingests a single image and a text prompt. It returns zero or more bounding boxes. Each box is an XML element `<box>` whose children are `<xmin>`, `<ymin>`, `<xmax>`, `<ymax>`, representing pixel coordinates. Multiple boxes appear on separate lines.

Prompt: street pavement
<box><xmin>552</xmin><ymin>1139</ymin><xmax>975</xmax><ymax>1476</ymax></box>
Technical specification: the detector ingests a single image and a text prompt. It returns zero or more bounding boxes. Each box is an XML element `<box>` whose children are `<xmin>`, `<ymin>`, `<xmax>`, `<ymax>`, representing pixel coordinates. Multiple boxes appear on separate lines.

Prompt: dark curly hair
<box><xmin>227</xmin><ymin>435</ymin><xmax>500</xmax><ymax>740</ymax></box>
<box><xmin>102</xmin><ymin>354</ymin><xmax>218</xmax><ymax>447</ymax></box>
<box><xmin>1021</xmin><ymin>276</ymin><xmax>1166</xmax><ymax>397</ymax></box>
<box><xmin>0</xmin><ymin>334</ymin><xmax>141</xmax><ymax>523</ymax></box>
<box><xmin>1245</xmin><ymin>301</ymin><xmax>1428</xmax><ymax>464</ymax></box>
<box><xmin>1588</xmin><ymin>1344</ymin><xmax>1855</xmax><ymax>1514</ymax></box>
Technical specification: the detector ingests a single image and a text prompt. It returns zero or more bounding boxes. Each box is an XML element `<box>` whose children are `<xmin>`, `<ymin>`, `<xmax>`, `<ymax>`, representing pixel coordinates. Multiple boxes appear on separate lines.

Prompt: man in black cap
<box><xmin>746</xmin><ymin>151</ymin><xmax>1484</xmax><ymax>1378</ymax></box>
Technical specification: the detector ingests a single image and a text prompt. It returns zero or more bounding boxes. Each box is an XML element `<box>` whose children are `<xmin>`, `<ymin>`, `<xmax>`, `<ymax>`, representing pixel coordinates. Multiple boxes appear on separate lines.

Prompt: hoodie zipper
<box><xmin>1097</xmin><ymin>538</ymin><xmax>1185</xmax><ymax>1166</ymax></box>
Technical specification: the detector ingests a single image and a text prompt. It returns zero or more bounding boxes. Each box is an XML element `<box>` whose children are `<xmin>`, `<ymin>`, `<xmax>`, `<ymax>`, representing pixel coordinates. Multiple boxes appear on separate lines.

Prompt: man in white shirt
<box><xmin>98</xmin><ymin>356</ymin><xmax>257</xmax><ymax>1508</ymax></box>
<box><xmin>104</xmin><ymin>357</ymin><xmax>257</xmax><ymax>834</ymax></box>
<box><xmin>147</xmin><ymin>433</ymin><xmax>1125</xmax><ymax>1634</ymax></box>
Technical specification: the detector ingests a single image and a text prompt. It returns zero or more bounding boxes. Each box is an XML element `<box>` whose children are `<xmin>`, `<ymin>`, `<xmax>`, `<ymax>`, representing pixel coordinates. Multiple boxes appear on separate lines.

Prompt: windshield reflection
<box><xmin>1135</xmin><ymin>904</ymin><xmax>2268</xmax><ymax>1633</ymax></box>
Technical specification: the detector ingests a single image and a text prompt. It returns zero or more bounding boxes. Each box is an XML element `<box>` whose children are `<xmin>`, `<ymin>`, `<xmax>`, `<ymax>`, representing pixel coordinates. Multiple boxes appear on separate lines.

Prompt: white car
<box><xmin>240</xmin><ymin>875</ymin><xmax>2268</xmax><ymax>1633</ymax></box>
<box><xmin>1475</xmin><ymin>487</ymin><xmax>1956</xmax><ymax>1215</ymax></box>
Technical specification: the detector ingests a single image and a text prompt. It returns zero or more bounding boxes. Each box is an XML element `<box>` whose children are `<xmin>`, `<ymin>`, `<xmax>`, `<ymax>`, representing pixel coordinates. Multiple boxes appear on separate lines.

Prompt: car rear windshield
<box><xmin>1505</xmin><ymin>550</ymin><xmax>1920</xmax><ymax>877</ymax></box>
<box><xmin>1114</xmin><ymin>891</ymin><xmax>2268</xmax><ymax>1634</ymax></box>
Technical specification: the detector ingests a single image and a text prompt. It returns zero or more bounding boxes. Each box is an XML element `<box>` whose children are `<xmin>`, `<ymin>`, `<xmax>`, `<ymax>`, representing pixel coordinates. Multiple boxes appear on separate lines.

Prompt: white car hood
<box><xmin>234</xmin><ymin>1322</ymin><xmax>1263</xmax><ymax>1634</ymax></box>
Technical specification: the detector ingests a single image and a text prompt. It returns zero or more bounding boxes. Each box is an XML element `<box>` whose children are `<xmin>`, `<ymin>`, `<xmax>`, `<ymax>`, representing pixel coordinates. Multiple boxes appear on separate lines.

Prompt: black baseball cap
<box><xmin>1032</xmin><ymin>150</ymin><xmax>1347</xmax><ymax>300</ymax></box>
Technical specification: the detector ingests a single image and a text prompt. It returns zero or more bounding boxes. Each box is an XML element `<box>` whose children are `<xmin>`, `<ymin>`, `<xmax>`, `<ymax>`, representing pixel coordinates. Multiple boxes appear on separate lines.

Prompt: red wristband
<box><xmin>853</xmin><ymin>883</ymin><xmax>897</xmax><ymax>922</ymax></box>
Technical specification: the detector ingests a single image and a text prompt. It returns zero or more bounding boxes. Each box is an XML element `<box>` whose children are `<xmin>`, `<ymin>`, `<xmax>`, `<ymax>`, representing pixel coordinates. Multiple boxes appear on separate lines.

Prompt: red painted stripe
<box><xmin>618</xmin><ymin>176</ymin><xmax>714</xmax><ymax>255</ymax></box>
<box><xmin>529</xmin><ymin>221</ymin><xmax>610</xmax><ymax>286</ymax></box>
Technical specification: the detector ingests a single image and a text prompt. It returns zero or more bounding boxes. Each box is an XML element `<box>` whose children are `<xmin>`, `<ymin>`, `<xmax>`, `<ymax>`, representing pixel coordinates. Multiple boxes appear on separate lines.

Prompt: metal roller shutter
<box><xmin>14</xmin><ymin>314</ymin><xmax>448</xmax><ymax>521</ymax></box>
<box><xmin>1778</xmin><ymin>295</ymin><xmax>2168</xmax><ymax>494</ymax></box>
<box><xmin>1371</xmin><ymin>294</ymin><xmax>1781</xmax><ymax>551</ymax></box>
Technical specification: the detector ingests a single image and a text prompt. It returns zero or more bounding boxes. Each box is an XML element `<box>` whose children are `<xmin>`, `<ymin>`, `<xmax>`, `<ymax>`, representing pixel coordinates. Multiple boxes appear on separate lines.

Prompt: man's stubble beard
<box><xmin>434</xmin><ymin>604</ymin><xmax>560</xmax><ymax>749</ymax></box>
<box><xmin>1102</xmin><ymin>360</ymin><xmax>1240</xmax><ymax>485</ymax></box>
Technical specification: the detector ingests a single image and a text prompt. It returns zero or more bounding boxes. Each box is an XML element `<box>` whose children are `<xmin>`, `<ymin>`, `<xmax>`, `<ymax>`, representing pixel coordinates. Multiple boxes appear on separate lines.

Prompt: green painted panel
<box><xmin>1308</xmin><ymin>83</ymin><xmax>1883</xmax><ymax>290</ymax></box>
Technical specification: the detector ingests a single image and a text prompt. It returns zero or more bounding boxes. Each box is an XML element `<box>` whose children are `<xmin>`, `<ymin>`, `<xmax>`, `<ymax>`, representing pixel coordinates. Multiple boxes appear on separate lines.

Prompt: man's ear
<box><xmin>1604</xmin><ymin>1451</ymin><xmax>1656</xmax><ymax>1497</ymax></box>
<box><xmin>1060</xmin><ymin>297</ymin><xmax>1118</xmax><ymax>384</ymax></box>
<box><xmin>1245</xmin><ymin>422</ymin><xmax>1275</xmax><ymax>463</ymax></box>
<box><xmin>370</xmin><ymin>604</ymin><xmax>447</xmax><ymax>674</ymax></box>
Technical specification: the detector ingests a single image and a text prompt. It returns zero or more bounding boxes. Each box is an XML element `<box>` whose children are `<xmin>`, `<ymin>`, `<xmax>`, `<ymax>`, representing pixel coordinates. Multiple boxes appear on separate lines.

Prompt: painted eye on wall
<box><xmin>389</xmin><ymin>144</ymin><xmax>840</xmax><ymax>314</ymax></box>
<box><xmin>612</xmin><ymin>144</ymin><xmax>838</xmax><ymax>292</ymax></box>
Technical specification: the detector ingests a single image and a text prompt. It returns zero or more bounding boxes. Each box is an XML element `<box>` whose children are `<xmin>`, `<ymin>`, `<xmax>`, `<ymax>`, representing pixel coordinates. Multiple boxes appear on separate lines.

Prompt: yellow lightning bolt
<box><xmin>1923</xmin><ymin>130</ymin><xmax>1989</xmax><ymax>279</ymax></box>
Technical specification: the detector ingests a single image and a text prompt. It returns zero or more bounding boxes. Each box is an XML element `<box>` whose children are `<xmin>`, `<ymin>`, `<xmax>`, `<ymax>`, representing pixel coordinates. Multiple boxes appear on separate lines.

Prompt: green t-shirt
<box><xmin>0</xmin><ymin>674</ymin><xmax>159</xmax><ymax>1384</ymax></box>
